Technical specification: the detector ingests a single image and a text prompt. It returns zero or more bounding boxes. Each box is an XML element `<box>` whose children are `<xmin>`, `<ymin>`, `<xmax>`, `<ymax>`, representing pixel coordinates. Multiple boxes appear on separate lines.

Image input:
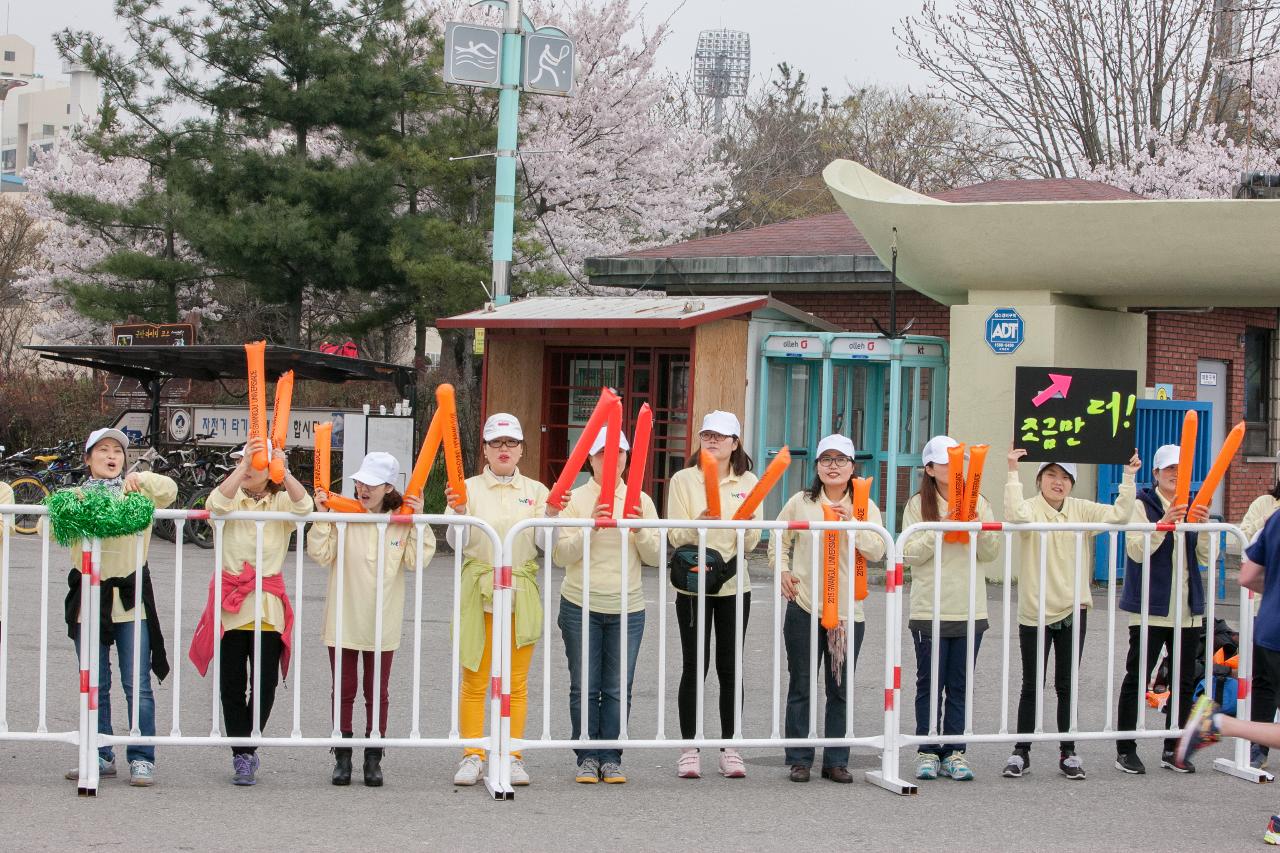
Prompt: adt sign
<box><xmin>986</xmin><ymin>308</ymin><xmax>1024</xmax><ymax>354</ymax></box>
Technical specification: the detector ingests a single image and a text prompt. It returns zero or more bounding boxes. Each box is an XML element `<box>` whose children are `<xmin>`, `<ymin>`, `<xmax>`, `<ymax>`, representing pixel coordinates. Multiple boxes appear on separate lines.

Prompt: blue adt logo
<box><xmin>985</xmin><ymin>308</ymin><xmax>1024</xmax><ymax>354</ymax></box>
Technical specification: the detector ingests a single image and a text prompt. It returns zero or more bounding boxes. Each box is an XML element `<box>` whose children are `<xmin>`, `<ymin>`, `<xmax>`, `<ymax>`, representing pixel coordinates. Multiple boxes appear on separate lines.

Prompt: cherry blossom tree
<box><xmin>1090</xmin><ymin>60</ymin><xmax>1280</xmax><ymax>198</ymax></box>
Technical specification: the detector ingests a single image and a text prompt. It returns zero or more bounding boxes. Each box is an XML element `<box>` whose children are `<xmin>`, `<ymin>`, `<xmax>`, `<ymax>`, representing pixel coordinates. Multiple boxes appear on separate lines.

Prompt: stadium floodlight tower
<box><xmin>693</xmin><ymin>29</ymin><xmax>750</xmax><ymax>131</ymax></box>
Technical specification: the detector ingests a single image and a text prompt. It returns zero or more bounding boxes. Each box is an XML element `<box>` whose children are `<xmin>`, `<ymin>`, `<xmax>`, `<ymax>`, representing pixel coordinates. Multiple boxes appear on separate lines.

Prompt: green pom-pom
<box><xmin>44</xmin><ymin>486</ymin><xmax>157</xmax><ymax>546</ymax></box>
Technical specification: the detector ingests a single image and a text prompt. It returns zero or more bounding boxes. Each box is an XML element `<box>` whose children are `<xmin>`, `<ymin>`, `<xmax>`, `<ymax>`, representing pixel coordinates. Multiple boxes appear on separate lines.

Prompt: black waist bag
<box><xmin>668</xmin><ymin>545</ymin><xmax>737</xmax><ymax>596</ymax></box>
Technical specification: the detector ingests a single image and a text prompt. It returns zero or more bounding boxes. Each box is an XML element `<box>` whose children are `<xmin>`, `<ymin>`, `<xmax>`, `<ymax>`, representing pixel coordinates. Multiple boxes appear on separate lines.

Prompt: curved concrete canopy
<box><xmin>822</xmin><ymin>159</ymin><xmax>1280</xmax><ymax>308</ymax></box>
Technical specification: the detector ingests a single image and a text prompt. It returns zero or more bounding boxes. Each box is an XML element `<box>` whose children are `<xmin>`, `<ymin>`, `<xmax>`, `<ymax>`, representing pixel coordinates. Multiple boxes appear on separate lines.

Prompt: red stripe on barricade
<box><xmin>88</xmin><ymin>687</ymin><xmax>98</xmax><ymax>711</ymax></box>
<box><xmin>886</xmin><ymin>563</ymin><xmax>900</xmax><ymax>593</ymax></box>
<box><xmin>80</xmin><ymin>552</ymin><xmax>91</xmax><ymax>575</ymax></box>
<box><xmin>895</xmin><ymin>564</ymin><xmax>904</xmax><ymax>588</ymax></box>
<box><xmin>497</xmin><ymin>565</ymin><xmax>512</xmax><ymax>589</ymax></box>
<box><xmin>787</xmin><ymin>521</ymin><xmax>810</xmax><ymax>530</ymax></box>
<box><xmin>491</xmin><ymin>677</ymin><xmax>501</xmax><ymax>699</ymax></box>
<box><xmin>981</xmin><ymin>522</ymin><xmax>1003</xmax><ymax>531</ymax></box>
<box><xmin>186</xmin><ymin>510</ymin><xmax>211</xmax><ymax>521</ymax></box>
<box><xmin>1156</xmin><ymin>523</ymin><xmax>1176</xmax><ymax>532</ymax></box>
<box><xmin>894</xmin><ymin>666</ymin><xmax>901</xmax><ymax>690</ymax></box>
<box><xmin>1239</xmin><ymin>677</ymin><xmax>1250</xmax><ymax>700</ymax></box>
<box><xmin>594</xmin><ymin>518</ymin><xmax>618</xmax><ymax>529</ymax></box>
<box><xmin>884</xmin><ymin>689</ymin><xmax>894</xmax><ymax>711</ymax></box>
<box><xmin>80</xmin><ymin>670</ymin><xmax>89</xmax><ymax>693</ymax></box>
<box><xmin>501</xmin><ymin>694</ymin><xmax>511</xmax><ymax>717</ymax></box>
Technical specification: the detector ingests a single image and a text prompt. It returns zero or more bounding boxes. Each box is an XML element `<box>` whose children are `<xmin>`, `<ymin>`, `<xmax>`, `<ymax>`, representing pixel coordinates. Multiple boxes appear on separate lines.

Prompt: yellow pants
<box><xmin>461</xmin><ymin>611</ymin><xmax>534</xmax><ymax>759</ymax></box>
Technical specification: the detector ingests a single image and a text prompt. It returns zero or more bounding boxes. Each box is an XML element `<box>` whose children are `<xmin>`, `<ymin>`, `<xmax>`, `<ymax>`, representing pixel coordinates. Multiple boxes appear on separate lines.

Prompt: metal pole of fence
<box><xmin>0</xmin><ymin>512</ymin><xmax>9</xmax><ymax>734</ymax></box>
<box><xmin>770</xmin><ymin>538</ymin><xmax>783</xmax><ymax>740</ymax></box>
<box><xmin>733</xmin><ymin>528</ymin><xmax>745</xmax><ymax>740</ymax></box>
<box><xmin>620</xmin><ymin>528</ymin><xmax>631</xmax><ymax>740</ymax></box>
<box><xmin>410</xmin><ymin>523</ymin><xmax>426</xmax><ymax>739</ymax></box>
<box><xmin>1171</xmin><ymin>532</ymin><xmax>1187</xmax><ymax>736</ymax></box>
<box><xmin>292</xmin><ymin>521</ymin><xmax>305</xmax><ymax>739</ymax></box>
<box><xmin>844</xmin><ymin>529</ymin><xmax>855</xmax><ymax>738</ymax></box>
<box><xmin>370</xmin><ymin>522</ymin><xmax>388</xmax><ymax>741</ymax></box>
<box><xmin>130</xmin><ymin>534</ymin><xmax>144</xmax><ymax>737</ymax></box>
<box><xmin>695</xmin><ymin>527</ymin><xmax>707</xmax><ymax>742</ymax></box>
<box><xmin>1137</xmin><ymin>534</ymin><xmax>1152</xmax><ymax>735</ymax></box>
<box><xmin>86</xmin><ymin>538</ymin><xmax>103</xmax><ymax>792</ymax></box>
<box><xmin>211</xmin><ymin>520</ymin><xmax>225</xmax><ymax>737</ymax></box>
<box><xmin>332</xmin><ymin>522</ymin><xmax>347</xmax><ymax>738</ymax></box>
<box><xmin>1104</xmin><ymin>532</ymin><xmax>1118</xmax><ymax>732</ymax></box>
<box><xmin>37</xmin><ymin>521</ymin><xmax>50</xmax><ymax>734</ymax></box>
<box><xmin>542</xmin><ymin>527</ymin><xmax>554</xmax><ymax>740</ymax></box>
<box><xmin>580</xmin><ymin>529</ymin><xmax>591</xmax><ymax>751</ymax></box>
<box><xmin>657</xmin><ymin>530</ymin><xmax>669</xmax><ymax>741</ymax></box>
<box><xmin>450</xmin><ymin>530</ymin><xmax>463</xmax><ymax>740</ymax></box>
<box><xmin>999</xmin><ymin>533</ymin><xmax>1013</xmax><ymax>734</ymax></box>
<box><xmin>964</xmin><ymin>532</ymin><xmax>978</xmax><ymax>737</ymax></box>
<box><xmin>252</xmin><ymin>521</ymin><xmax>265</xmax><ymax>738</ymax></box>
<box><xmin>808</xmin><ymin>531</ymin><xmax>821</xmax><ymax>738</ymax></box>
<box><xmin>1034</xmin><ymin>532</ymin><xmax>1048</xmax><ymax>736</ymax></box>
<box><xmin>1069</xmin><ymin>532</ymin><xmax>1083</xmax><ymax>737</ymax></box>
<box><xmin>171</xmin><ymin>515</ymin><xmax>185</xmax><ymax>736</ymax></box>
<box><xmin>492</xmin><ymin>522</ymin><xmax>514</xmax><ymax>798</ymax></box>
<box><xmin>929</xmin><ymin>533</ymin><xmax>942</xmax><ymax>740</ymax></box>
<box><xmin>76</xmin><ymin>545</ymin><xmax>92</xmax><ymax>793</ymax></box>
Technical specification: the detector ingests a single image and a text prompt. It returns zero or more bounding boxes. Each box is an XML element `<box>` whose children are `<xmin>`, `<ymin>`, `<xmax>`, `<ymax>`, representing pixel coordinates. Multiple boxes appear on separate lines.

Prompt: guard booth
<box><xmin>756</xmin><ymin>332</ymin><xmax>949</xmax><ymax>533</ymax></box>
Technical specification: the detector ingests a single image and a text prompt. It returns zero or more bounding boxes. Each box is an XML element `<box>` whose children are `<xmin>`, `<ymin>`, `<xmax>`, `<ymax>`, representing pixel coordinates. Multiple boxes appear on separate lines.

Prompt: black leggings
<box><xmin>1015</xmin><ymin>610</ymin><xmax>1087</xmax><ymax>753</ymax></box>
<box><xmin>220</xmin><ymin>630</ymin><xmax>284</xmax><ymax>756</ymax></box>
<box><xmin>676</xmin><ymin>591</ymin><xmax>751</xmax><ymax>740</ymax></box>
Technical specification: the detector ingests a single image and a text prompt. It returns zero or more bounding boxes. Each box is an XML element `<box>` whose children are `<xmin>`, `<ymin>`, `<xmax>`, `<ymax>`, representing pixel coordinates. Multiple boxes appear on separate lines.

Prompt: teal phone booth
<box><xmin>755</xmin><ymin>333</ymin><xmax>949</xmax><ymax>536</ymax></box>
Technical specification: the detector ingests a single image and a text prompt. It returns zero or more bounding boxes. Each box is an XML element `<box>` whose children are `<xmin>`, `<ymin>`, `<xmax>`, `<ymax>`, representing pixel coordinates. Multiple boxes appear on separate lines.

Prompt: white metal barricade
<box><xmin>892</xmin><ymin>520</ymin><xmax>1268</xmax><ymax>787</ymax></box>
<box><xmin>490</xmin><ymin>517</ymin><xmax>911</xmax><ymax>795</ymax></box>
<box><xmin>0</xmin><ymin>503</ymin><xmax>507</xmax><ymax>798</ymax></box>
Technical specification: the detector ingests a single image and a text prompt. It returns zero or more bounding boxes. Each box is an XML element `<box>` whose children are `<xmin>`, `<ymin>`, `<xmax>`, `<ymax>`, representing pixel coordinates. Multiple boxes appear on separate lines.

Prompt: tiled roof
<box><xmin>614</xmin><ymin>178</ymin><xmax>1142</xmax><ymax>261</ymax></box>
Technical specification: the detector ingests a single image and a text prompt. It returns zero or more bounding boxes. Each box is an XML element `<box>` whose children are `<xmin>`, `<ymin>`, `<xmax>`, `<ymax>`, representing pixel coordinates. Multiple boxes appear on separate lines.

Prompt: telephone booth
<box><xmin>755</xmin><ymin>332</ymin><xmax>949</xmax><ymax>534</ymax></box>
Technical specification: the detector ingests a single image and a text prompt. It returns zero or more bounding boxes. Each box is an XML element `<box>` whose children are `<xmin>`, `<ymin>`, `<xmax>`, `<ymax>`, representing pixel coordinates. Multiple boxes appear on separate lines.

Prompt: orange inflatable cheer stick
<box><xmin>622</xmin><ymin>404</ymin><xmax>653</xmax><ymax>518</ymax></box>
<box><xmin>324</xmin><ymin>493</ymin><xmax>367</xmax><ymax>514</ymax></box>
<box><xmin>733</xmin><ymin>447</ymin><xmax>791</xmax><ymax>520</ymax></box>
<box><xmin>268</xmin><ymin>370</ymin><xmax>295</xmax><ymax>484</ymax></box>
<box><xmin>404</xmin><ymin>408</ymin><xmax>443</xmax><ymax>503</ymax></box>
<box><xmin>944</xmin><ymin>443</ymin><xmax>968</xmax><ymax>543</ymax></box>
<box><xmin>821</xmin><ymin>503</ymin><xmax>840</xmax><ymax>630</ymax></box>
<box><xmin>597</xmin><ymin>399</ymin><xmax>624</xmax><ymax>517</ymax></box>
<box><xmin>437</xmin><ymin>384</ymin><xmax>467</xmax><ymax>508</ymax></box>
<box><xmin>1174</xmin><ymin>409</ymin><xmax>1198</xmax><ymax>508</ymax></box>
<box><xmin>548</xmin><ymin>387</ymin><xmax>622</xmax><ymax>510</ymax></box>
<box><xmin>947</xmin><ymin>444</ymin><xmax>989</xmax><ymax>543</ymax></box>
<box><xmin>245</xmin><ymin>341</ymin><xmax>269</xmax><ymax>470</ymax></box>
<box><xmin>313</xmin><ymin>422</ymin><xmax>332</xmax><ymax>492</ymax></box>
<box><xmin>700</xmin><ymin>450</ymin><xmax>722</xmax><ymax>518</ymax></box>
<box><xmin>852</xmin><ymin>477</ymin><xmax>872</xmax><ymax>601</ymax></box>
<box><xmin>1190</xmin><ymin>420</ymin><xmax>1246</xmax><ymax>511</ymax></box>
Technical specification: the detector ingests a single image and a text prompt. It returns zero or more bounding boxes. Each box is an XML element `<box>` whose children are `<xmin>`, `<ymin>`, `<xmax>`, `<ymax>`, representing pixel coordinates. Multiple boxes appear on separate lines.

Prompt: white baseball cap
<box><xmin>350</xmin><ymin>452</ymin><xmax>400</xmax><ymax>487</ymax></box>
<box><xmin>921</xmin><ymin>435</ymin><xmax>960</xmax><ymax>467</ymax></box>
<box><xmin>589</xmin><ymin>429</ymin><xmax>631</xmax><ymax>456</ymax></box>
<box><xmin>482</xmin><ymin>413</ymin><xmax>524</xmax><ymax>442</ymax></box>
<box><xmin>230</xmin><ymin>443</ymin><xmax>249</xmax><ymax>460</ymax></box>
<box><xmin>85</xmin><ymin>428</ymin><xmax>130</xmax><ymax>454</ymax></box>
<box><xmin>816</xmin><ymin>434</ymin><xmax>856</xmax><ymax>459</ymax></box>
<box><xmin>1153</xmin><ymin>444</ymin><xmax>1181</xmax><ymax>471</ymax></box>
<box><xmin>700</xmin><ymin>410</ymin><xmax>741</xmax><ymax>438</ymax></box>
<box><xmin>1037</xmin><ymin>461</ymin><xmax>1078</xmax><ymax>483</ymax></box>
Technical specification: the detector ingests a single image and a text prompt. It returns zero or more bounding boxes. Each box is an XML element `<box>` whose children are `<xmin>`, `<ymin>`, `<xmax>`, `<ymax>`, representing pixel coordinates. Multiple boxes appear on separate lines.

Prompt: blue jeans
<box><xmin>557</xmin><ymin>597</ymin><xmax>644</xmax><ymax>765</ymax></box>
<box><xmin>912</xmin><ymin>628</ymin><xmax>984</xmax><ymax>757</ymax></box>
<box><xmin>783</xmin><ymin>602</ymin><xmax>866</xmax><ymax>768</ymax></box>
<box><xmin>72</xmin><ymin>621</ymin><xmax>156</xmax><ymax>764</ymax></box>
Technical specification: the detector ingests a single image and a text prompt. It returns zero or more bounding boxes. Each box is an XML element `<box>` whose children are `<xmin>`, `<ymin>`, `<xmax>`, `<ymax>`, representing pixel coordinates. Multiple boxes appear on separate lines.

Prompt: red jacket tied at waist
<box><xmin>188</xmin><ymin>562</ymin><xmax>294</xmax><ymax>678</ymax></box>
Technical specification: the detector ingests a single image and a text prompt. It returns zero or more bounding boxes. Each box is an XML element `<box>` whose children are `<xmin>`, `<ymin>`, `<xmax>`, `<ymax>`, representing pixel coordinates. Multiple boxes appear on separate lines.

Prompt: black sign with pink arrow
<box><xmin>1013</xmin><ymin>366</ymin><xmax>1138</xmax><ymax>464</ymax></box>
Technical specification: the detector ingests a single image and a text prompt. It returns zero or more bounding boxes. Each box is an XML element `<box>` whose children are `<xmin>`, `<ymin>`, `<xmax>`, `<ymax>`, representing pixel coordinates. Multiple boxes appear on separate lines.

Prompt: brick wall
<box><xmin>1145</xmin><ymin>307</ymin><xmax>1280</xmax><ymax>521</ymax></box>
<box><xmin>779</xmin><ymin>290</ymin><xmax>952</xmax><ymax>339</ymax></box>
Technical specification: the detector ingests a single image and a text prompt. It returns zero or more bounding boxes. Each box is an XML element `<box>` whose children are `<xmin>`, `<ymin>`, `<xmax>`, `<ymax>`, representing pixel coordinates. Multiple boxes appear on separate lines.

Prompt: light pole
<box><xmin>693</xmin><ymin>29</ymin><xmax>750</xmax><ymax>133</ymax></box>
<box><xmin>490</xmin><ymin>0</ymin><xmax>522</xmax><ymax>306</ymax></box>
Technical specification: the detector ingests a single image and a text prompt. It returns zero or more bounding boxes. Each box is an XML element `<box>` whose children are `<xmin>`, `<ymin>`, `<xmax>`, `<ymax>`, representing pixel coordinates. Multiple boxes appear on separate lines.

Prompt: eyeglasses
<box><xmin>817</xmin><ymin>455</ymin><xmax>853</xmax><ymax>468</ymax></box>
<box><xmin>699</xmin><ymin>431</ymin><xmax>733</xmax><ymax>443</ymax></box>
<box><xmin>485</xmin><ymin>439</ymin><xmax>522</xmax><ymax>450</ymax></box>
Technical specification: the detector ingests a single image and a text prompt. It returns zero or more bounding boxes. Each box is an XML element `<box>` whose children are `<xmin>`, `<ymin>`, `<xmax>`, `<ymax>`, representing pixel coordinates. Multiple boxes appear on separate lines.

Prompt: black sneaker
<box><xmin>1161</xmin><ymin>750</ymin><xmax>1194</xmax><ymax>773</ymax></box>
<box><xmin>1114</xmin><ymin>752</ymin><xmax>1146</xmax><ymax>774</ymax></box>
<box><xmin>1002</xmin><ymin>751</ymin><xmax>1028</xmax><ymax>778</ymax></box>
<box><xmin>1059</xmin><ymin>751</ymin><xmax>1086</xmax><ymax>780</ymax></box>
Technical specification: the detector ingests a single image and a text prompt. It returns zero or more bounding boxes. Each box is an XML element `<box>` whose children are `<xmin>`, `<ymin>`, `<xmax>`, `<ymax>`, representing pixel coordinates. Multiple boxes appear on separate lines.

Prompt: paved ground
<box><xmin>0</xmin><ymin>531</ymin><xmax>1277</xmax><ymax>851</ymax></box>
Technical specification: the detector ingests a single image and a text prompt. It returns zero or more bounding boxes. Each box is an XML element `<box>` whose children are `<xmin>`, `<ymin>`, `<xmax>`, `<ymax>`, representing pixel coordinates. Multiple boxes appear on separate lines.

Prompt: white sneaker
<box><xmin>677</xmin><ymin>748</ymin><xmax>701</xmax><ymax>778</ymax></box>
<box><xmin>510</xmin><ymin>758</ymin><xmax>530</xmax><ymax>786</ymax></box>
<box><xmin>453</xmin><ymin>754</ymin><xmax>485</xmax><ymax>786</ymax></box>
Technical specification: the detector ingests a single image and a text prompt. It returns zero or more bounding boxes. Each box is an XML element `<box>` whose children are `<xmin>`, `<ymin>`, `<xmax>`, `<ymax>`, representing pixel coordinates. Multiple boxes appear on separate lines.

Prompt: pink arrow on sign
<box><xmin>1032</xmin><ymin>373</ymin><xmax>1073</xmax><ymax>407</ymax></box>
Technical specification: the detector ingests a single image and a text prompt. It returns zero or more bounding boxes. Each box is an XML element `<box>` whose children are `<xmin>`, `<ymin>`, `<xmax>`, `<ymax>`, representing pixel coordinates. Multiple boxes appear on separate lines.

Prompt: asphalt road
<box><xmin>0</xmin><ymin>531</ymin><xmax>1276</xmax><ymax>852</ymax></box>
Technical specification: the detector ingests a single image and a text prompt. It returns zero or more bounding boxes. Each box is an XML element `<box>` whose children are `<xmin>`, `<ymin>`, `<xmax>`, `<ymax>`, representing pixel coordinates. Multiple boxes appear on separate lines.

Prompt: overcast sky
<box><xmin>8</xmin><ymin>1</ymin><xmax>944</xmax><ymax>93</ymax></box>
